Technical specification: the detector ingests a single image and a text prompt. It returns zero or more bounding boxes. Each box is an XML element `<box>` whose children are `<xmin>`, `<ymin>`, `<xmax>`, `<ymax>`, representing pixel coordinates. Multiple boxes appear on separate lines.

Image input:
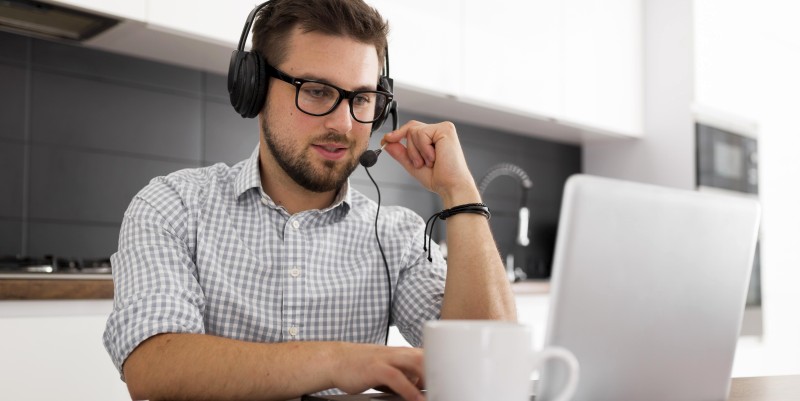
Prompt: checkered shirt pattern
<box><xmin>103</xmin><ymin>146</ymin><xmax>447</xmax><ymax>378</ymax></box>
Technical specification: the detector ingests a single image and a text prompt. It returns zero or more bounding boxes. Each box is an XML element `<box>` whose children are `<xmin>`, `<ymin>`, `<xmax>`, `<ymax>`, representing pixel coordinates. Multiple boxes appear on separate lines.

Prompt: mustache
<box><xmin>313</xmin><ymin>132</ymin><xmax>352</xmax><ymax>146</ymax></box>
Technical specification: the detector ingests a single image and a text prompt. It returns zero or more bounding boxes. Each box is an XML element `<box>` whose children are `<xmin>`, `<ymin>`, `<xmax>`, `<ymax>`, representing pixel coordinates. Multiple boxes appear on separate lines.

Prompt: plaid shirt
<box><xmin>103</xmin><ymin>147</ymin><xmax>446</xmax><ymax>375</ymax></box>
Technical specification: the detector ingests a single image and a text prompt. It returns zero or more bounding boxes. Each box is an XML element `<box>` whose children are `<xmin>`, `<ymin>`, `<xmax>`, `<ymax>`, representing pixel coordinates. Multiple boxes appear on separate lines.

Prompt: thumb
<box><xmin>381</xmin><ymin>128</ymin><xmax>405</xmax><ymax>146</ymax></box>
<box><xmin>383</xmin><ymin>141</ymin><xmax>416</xmax><ymax>174</ymax></box>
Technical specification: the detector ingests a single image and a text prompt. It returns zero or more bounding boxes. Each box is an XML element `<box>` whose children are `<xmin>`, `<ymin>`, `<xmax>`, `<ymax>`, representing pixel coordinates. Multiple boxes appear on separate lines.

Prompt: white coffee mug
<box><xmin>424</xmin><ymin>320</ymin><xmax>579</xmax><ymax>401</ymax></box>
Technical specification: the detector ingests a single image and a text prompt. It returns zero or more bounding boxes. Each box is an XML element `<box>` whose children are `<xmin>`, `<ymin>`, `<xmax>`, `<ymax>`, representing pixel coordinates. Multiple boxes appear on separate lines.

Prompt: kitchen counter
<box><xmin>0</xmin><ymin>275</ymin><xmax>544</xmax><ymax>301</ymax></box>
<box><xmin>512</xmin><ymin>279</ymin><xmax>550</xmax><ymax>295</ymax></box>
<box><xmin>0</xmin><ymin>274</ymin><xmax>113</xmax><ymax>300</ymax></box>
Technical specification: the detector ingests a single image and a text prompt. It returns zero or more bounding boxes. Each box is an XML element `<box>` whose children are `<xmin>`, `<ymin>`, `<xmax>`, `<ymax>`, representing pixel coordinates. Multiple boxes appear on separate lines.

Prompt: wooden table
<box><xmin>287</xmin><ymin>375</ymin><xmax>800</xmax><ymax>400</ymax></box>
<box><xmin>728</xmin><ymin>375</ymin><xmax>800</xmax><ymax>401</ymax></box>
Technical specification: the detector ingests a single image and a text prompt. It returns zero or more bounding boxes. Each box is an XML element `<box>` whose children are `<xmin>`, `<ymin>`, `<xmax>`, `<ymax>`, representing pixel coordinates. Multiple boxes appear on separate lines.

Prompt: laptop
<box><xmin>301</xmin><ymin>174</ymin><xmax>760</xmax><ymax>401</ymax></box>
<box><xmin>538</xmin><ymin>175</ymin><xmax>761</xmax><ymax>401</ymax></box>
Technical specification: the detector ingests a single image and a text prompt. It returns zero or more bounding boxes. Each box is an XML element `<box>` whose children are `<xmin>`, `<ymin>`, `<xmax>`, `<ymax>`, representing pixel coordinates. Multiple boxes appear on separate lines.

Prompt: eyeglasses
<box><xmin>266</xmin><ymin>64</ymin><xmax>393</xmax><ymax>124</ymax></box>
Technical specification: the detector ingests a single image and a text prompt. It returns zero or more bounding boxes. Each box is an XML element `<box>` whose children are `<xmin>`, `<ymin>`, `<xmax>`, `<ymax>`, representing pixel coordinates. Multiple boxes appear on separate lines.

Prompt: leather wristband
<box><xmin>423</xmin><ymin>203</ymin><xmax>491</xmax><ymax>262</ymax></box>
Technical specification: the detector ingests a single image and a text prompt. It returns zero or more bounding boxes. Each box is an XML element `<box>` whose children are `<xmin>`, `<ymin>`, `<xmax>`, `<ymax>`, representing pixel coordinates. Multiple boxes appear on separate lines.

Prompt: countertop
<box><xmin>0</xmin><ymin>273</ymin><xmax>113</xmax><ymax>300</ymax></box>
<box><xmin>0</xmin><ymin>274</ymin><xmax>547</xmax><ymax>301</ymax></box>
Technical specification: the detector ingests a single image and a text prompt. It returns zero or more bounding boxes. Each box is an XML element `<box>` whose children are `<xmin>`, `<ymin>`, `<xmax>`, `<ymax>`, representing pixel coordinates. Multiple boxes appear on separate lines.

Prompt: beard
<box><xmin>259</xmin><ymin>114</ymin><xmax>361</xmax><ymax>193</ymax></box>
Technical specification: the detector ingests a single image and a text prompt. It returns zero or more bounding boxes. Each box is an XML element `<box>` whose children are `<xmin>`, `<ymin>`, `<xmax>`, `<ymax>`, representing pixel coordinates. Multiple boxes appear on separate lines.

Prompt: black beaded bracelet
<box><xmin>423</xmin><ymin>203</ymin><xmax>491</xmax><ymax>262</ymax></box>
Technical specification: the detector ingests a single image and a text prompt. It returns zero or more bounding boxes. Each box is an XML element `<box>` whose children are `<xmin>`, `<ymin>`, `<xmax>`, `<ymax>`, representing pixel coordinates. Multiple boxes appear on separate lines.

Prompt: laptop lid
<box><xmin>539</xmin><ymin>175</ymin><xmax>760</xmax><ymax>401</ymax></box>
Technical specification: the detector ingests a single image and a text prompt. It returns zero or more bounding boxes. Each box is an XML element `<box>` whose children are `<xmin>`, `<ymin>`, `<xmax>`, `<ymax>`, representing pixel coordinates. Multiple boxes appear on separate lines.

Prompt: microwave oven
<box><xmin>696</xmin><ymin>122</ymin><xmax>758</xmax><ymax>194</ymax></box>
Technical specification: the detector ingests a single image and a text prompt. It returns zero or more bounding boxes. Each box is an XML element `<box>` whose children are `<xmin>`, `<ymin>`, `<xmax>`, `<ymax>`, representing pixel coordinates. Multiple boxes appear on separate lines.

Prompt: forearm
<box><xmin>124</xmin><ymin>333</ymin><xmax>339</xmax><ymax>401</ymax></box>
<box><xmin>438</xmin><ymin>190</ymin><xmax>517</xmax><ymax>321</ymax></box>
<box><xmin>124</xmin><ymin>333</ymin><xmax>425</xmax><ymax>401</ymax></box>
<box><xmin>380</xmin><ymin>121</ymin><xmax>516</xmax><ymax>321</ymax></box>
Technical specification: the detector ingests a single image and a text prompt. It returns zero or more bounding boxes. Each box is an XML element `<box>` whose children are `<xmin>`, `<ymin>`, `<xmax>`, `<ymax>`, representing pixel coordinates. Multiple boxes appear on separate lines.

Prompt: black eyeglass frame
<box><xmin>266</xmin><ymin>64</ymin><xmax>394</xmax><ymax>124</ymax></box>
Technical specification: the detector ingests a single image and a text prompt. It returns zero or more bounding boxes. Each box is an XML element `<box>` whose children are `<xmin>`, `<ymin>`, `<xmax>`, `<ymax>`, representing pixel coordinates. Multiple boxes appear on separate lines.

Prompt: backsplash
<box><xmin>0</xmin><ymin>30</ymin><xmax>580</xmax><ymax>278</ymax></box>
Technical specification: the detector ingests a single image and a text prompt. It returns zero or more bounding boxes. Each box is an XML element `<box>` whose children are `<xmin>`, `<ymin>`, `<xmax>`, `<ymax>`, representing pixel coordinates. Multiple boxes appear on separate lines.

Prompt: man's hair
<box><xmin>251</xmin><ymin>0</ymin><xmax>389</xmax><ymax>71</ymax></box>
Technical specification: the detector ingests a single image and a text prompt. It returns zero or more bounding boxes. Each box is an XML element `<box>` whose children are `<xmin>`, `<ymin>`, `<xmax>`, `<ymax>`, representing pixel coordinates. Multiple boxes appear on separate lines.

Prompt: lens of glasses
<box><xmin>297</xmin><ymin>81</ymin><xmax>389</xmax><ymax>123</ymax></box>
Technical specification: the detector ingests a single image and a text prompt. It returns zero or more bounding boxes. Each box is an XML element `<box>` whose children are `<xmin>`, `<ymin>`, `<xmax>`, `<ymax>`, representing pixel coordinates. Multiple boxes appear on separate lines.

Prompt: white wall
<box><xmin>695</xmin><ymin>0</ymin><xmax>800</xmax><ymax>376</ymax></box>
<box><xmin>583</xmin><ymin>0</ymin><xmax>695</xmax><ymax>190</ymax></box>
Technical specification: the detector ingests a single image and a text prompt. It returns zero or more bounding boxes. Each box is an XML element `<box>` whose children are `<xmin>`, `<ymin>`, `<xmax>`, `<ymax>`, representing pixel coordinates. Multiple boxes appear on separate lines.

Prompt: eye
<box><xmin>353</xmin><ymin>93</ymin><xmax>374</xmax><ymax>107</ymax></box>
<box><xmin>301</xmin><ymin>83</ymin><xmax>336</xmax><ymax>100</ymax></box>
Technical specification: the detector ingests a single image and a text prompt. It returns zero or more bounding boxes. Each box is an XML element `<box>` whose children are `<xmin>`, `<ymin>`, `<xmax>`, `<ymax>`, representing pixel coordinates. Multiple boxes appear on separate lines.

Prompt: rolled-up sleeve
<box><xmin>102</xmin><ymin>180</ymin><xmax>207</xmax><ymax>376</ymax></box>
<box><xmin>389</xmin><ymin>209</ymin><xmax>447</xmax><ymax>348</ymax></box>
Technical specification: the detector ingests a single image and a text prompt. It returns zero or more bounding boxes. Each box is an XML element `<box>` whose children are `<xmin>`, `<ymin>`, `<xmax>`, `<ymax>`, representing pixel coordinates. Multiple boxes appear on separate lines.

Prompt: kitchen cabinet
<box><xmin>51</xmin><ymin>0</ymin><xmax>642</xmax><ymax>142</ymax></box>
<box><xmin>366</xmin><ymin>0</ymin><xmax>463</xmax><ymax>97</ymax></box>
<box><xmin>561</xmin><ymin>0</ymin><xmax>642</xmax><ymax>137</ymax></box>
<box><xmin>462</xmin><ymin>0</ymin><xmax>563</xmax><ymax>120</ymax></box>
<box><xmin>145</xmin><ymin>0</ymin><xmax>256</xmax><ymax>46</ymax></box>
<box><xmin>370</xmin><ymin>0</ymin><xmax>642</xmax><ymax>139</ymax></box>
<box><xmin>47</xmin><ymin>0</ymin><xmax>146</xmax><ymax>22</ymax></box>
<box><xmin>462</xmin><ymin>0</ymin><xmax>642</xmax><ymax>137</ymax></box>
<box><xmin>0</xmin><ymin>300</ymin><xmax>130</xmax><ymax>401</ymax></box>
<box><xmin>47</xmin><ymin>0</ymin><xmax>252</xmax><ymax>45</ymax></box>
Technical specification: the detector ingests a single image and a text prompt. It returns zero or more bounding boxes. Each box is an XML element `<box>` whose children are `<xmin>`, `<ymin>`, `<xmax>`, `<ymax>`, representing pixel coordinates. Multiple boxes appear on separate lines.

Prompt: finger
<box><xmin>384</xmin><ymin>141</ymin><xmax>417</xmax><ymax>173</ymax></box>
<box><xmin>417</xmin><ymin>375</ymin><xmax>426</xmax><ymax>391</ymax></box>
<box><xmin>381</xmin><ymin>128</ymin><xmax>403</xmax><ymax>145</ymax></box>
<box><xmin>405</xmin><ymin>132</ymin><xmax>425</xmax><ymax>169</ymax></box>
<box><xmin>379</xmin><ymin>366</ymin><xmax>424</xmax><ymax>401</ymax></box>
<box><xmin>408</xmin><ymin>126</ymin><xmax>436</xmax><ymax>168</ymax></box>
<box><xmin>382</xmin><ymin>121</ymin><xmax>424</xmax><ymax>169</ymax></box>
<box><xmin>382</xmin><ymin>120</ymin><xmax>420</xmax><ymax>145</ymax></box>
<box><xmin>392</xmin><ymin>348</ymin><xmax>426</xmax><ymax>388</ymax></box>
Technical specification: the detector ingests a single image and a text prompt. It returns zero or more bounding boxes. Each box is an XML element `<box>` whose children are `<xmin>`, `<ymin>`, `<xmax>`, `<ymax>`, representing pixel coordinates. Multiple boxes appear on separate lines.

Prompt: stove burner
<box><xmin>0</xmin><ymin>255</ymin><xmax>112</xmax><ymax>274</ymax></box>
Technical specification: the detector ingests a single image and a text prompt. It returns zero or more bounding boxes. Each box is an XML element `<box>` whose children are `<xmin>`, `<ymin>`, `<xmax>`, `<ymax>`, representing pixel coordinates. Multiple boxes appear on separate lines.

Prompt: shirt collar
<box><xmin>233</xmin><ymin>146</ymin><xmax>262</xmax><ymax>199</ymax></box>
<box><xmin>234</xmin><ymin>145</ymin><xmax>352</xmax><ymax>214</ymax></box>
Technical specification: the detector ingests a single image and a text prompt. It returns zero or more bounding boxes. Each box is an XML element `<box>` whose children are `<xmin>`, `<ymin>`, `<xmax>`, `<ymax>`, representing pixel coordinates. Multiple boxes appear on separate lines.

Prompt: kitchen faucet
<box><xmin>478</xmin><ymin>163</ymin><xmax>533</xmax><ymax>282</ymax></box>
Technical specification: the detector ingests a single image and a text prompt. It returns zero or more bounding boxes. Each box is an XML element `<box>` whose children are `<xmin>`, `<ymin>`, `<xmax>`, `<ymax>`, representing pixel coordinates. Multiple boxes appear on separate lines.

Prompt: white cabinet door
<box><xmin>49</xmin><ymin>0</ymin><xmax>146</xmax><ymax>21</ymax></box>
<box><xmin>463</xmin><ymin>0</ymin><xmax>641</xmax><ymax>137</ymax></box>
<box><xmin>367</xmin><ymin>0</ymin><xmax>463</xmax><ymax>97</ymax></box>
<box><xmin>146</xmin><ymin>0</ymin><xmax>257</xmax><ymax>46</ymax></box>
<box><xmin>462</xmin><ymin>0</ymin><xmax>564</xmax><ymax>118</ymax></box>
<box><xmin>562</xmin><ymin>0</ymin><xmax>642</xmax><ymax>136</ymax></box>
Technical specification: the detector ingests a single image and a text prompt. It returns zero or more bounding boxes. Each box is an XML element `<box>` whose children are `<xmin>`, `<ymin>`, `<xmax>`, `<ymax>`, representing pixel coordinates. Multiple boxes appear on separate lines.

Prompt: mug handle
<box><xmin>531</xmin><ymin>346</ymin><xmax>580</xmax><ymax>401</ymax></box>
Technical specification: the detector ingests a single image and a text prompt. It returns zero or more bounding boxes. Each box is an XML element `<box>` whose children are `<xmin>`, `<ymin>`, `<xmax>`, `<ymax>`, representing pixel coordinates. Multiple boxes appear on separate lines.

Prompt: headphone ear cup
<box><xmin>246</xmin><ymin>51</ymin><xmax>268</xmax><ymax>118</ymax></box>
<box><xmin>228</xmin><ymin>50</ymin><xmax>268</xmax><ymax>119</ymax></box>
<box><xmin>371</xmin><ymin>76</ymin><xmax>393</xmax><ymax>132</ymax></box>
<box><xmin>228</xmin><ymin>50</ymin><xmax>247</xmax><ymax>115</ymax></box>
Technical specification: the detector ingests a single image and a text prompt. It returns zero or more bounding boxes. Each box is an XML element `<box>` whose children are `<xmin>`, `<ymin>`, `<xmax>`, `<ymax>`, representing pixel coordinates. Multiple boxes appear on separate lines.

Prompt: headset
<box><xmin>227</xmin><ymin>0</ymin><xmax>397</xmax><ymax>345</ymax></box>
<box><xmin>227</xmin><ymin>0</ymin><xmax>397</xmax><ymax>135</ymax></box>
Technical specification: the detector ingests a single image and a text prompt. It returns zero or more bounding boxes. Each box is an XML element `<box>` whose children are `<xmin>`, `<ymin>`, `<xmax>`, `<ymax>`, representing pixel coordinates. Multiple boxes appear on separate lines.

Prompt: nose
<box><xmin>323</xmin><ymin>98</ymin><xmax>354</xmax><ymax>134</ymax></box>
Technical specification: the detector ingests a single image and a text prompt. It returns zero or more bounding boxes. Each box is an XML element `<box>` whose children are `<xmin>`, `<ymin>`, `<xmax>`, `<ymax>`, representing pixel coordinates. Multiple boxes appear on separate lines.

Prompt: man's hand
<box><xmin>331</xmin><ymin>343</ymin><xmax>425</xmax><ymax>401</ymax></box>
<box><xmin>382</xmin><ymin>121</ymin><xmax>481</xmax><ymax>208</ymax></box>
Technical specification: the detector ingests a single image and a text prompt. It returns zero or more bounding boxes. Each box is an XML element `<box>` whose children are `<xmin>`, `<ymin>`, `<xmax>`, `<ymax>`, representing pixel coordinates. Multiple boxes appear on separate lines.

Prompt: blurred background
<box><xmin>0</xmin><ymin>0</ymin><xmax>798</xmax><ymax>399</ymax></box>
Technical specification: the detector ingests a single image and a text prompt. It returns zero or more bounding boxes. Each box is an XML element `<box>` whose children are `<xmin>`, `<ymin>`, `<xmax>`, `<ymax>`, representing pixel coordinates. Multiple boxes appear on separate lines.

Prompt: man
<box><xmin>103</xmin><ymin>1</ymin><xmax>515</xmax><ymax>400</ymax></box>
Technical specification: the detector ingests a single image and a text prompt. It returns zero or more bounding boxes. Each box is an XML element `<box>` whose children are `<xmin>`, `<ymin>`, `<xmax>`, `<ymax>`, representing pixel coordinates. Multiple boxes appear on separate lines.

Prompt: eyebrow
<box><xmin>298</xmin><ymin>73</ymin><xmax>378</xmax><ymax>92</ymax></box>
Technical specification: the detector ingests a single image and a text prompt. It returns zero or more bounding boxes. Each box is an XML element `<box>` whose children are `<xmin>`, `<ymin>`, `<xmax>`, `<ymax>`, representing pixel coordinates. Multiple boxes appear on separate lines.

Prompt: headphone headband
<box><xmin>237</xmin><ymin>2</ymin><xmax>268</xmax><ymax>52</ymax></box>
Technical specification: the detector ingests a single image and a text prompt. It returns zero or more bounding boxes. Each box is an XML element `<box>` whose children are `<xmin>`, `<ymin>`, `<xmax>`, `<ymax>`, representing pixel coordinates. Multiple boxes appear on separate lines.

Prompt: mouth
<box><xmin>312</xmin><ymin>142</ymin><xmax>349</xmax><ymax>160</ymax></box>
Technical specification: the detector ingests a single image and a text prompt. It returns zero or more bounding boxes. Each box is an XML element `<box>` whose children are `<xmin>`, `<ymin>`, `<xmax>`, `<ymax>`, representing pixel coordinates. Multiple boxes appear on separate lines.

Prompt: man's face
<box><xmin>260</xmin><ymin>27</ymin><xmax>380</xmax><ymax>193</ymax></box>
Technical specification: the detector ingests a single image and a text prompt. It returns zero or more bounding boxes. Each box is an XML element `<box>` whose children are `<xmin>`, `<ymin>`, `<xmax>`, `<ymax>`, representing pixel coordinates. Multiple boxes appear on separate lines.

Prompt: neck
<box><xmin>258</xmin><ymin>142</ymin><xmax>339</xmax><ymax>215</ymax></box>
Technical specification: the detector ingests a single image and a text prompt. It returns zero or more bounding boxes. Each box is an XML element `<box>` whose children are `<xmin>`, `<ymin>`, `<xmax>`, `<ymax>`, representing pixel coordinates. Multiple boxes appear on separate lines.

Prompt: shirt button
<box><xmin>291</xmin><ymin>220</ymin><xmax>300</xmax><ymax>229</ymax></box>
<box><xmin>289</xmin><ymin>267</ymin><xmax>301</xmax><ymax>277</ymax></box>
<box><xmin>288</xmin><ymin>326</ymin><xmax>299</xmax><ymax>337</ymax></box>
